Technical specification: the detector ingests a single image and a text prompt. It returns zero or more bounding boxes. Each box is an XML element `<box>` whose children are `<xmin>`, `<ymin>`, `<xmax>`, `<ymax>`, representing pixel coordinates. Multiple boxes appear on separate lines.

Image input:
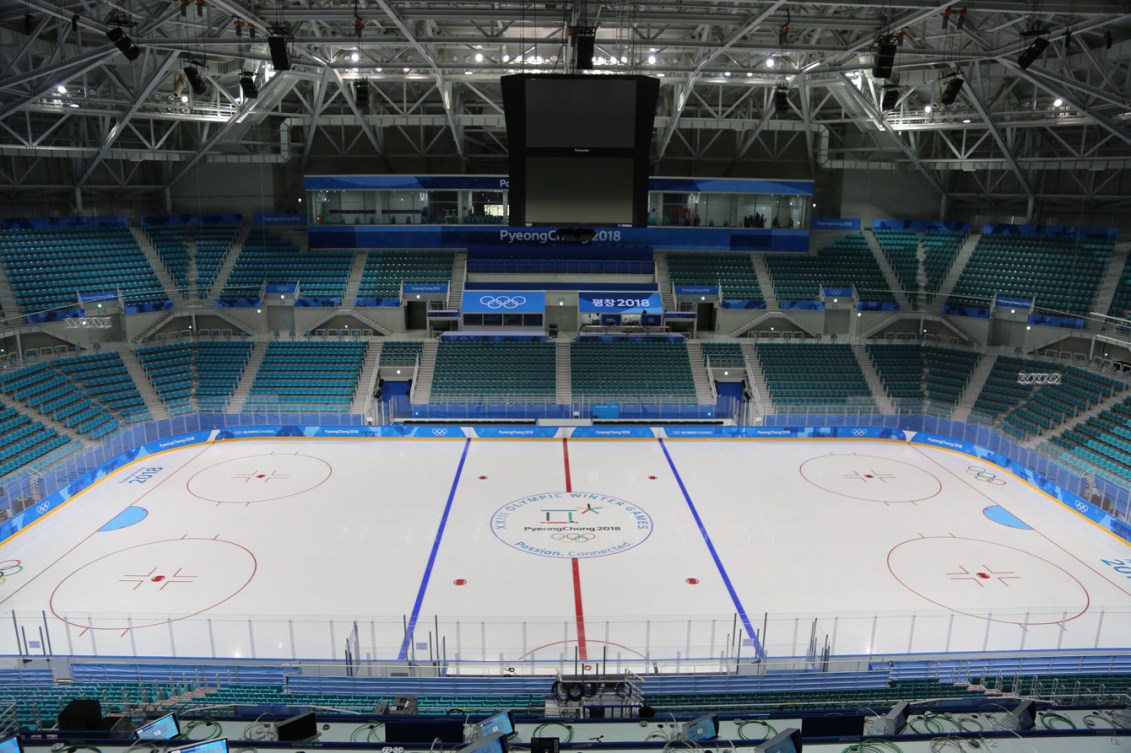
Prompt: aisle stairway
<box><xmin>555</xmin><ymin>341</ymin><xmax>572</xmax><ymax>405</ymax></box>
<box><xmin>209</xmin><ymin>221</ymin><xmax>253</xmax><ymax>298</ymax></box>
<box><xmin>350</xmin><ymin>340</ymin><xmax>383</xmax><ymax>414</ymax></box>
<box><xmin>864</xmin><ymin>232</ymin><xmax>911</xmax><ymax>310</ymax></box>
<box><xmin>447</xmin><ymin>252</ymin><xmax>467</xmax><ymax>310</ymax></box>
<box><xmin>935</xmin><ymin>233</ymin><xmax>981</xmax><ymax>301</ymax></box>
<box><xmin>739</xmin><ymin>341</ymin><xmax>773</xmax><ymax>415</ymax></box>
<box><xmin>851</xmin><ymin>343</ymin><xmax>897</xmax><ymax>413</ymax></box>
<box><xmin>952</xmin><ymin>353</ymin><xmax>998</xmax><ymax>422</ymax></box>
<box><xmin>685</xmin><ymin>341</ymin><xmax>717</xmax><ymax>405</ymax></box>
<box><xmin>226</xmin><ymin>342</ymin><xmax>267</xmax><ymax>412</ymax></box>
<box><xmin>410</xmin><ymin>341</ymin><xmax>438</xmax><ymax>403</ymax></box>
<box><xmin>119</xmin><ymin>350</ymin><xmax>169</xmax><ymax>420</ymax></box>
<box><xmin>342</xmin><ymin>252</ymin><xmax>369</xmax><ymax>306</ymax></box>
<box><xmin>130</xmin><ymin>226</ymin><xmax>182</xmax><ymax>302</ymax></box>
<box><xmin>654</xmin><ymin>252</ymin><xmax>675</xmax><ymax>310</ymax></box>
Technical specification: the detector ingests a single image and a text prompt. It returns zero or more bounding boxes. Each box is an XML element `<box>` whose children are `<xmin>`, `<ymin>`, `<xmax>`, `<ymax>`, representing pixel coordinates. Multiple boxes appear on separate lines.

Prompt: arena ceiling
<box><xmin>0</xmin><ymin>0</ymin><xmax>1130</xmax><ymax>215</ymax></box>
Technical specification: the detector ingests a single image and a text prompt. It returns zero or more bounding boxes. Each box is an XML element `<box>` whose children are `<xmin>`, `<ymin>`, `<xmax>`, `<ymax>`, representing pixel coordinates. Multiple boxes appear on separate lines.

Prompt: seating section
<box><xmin>665</xmin><ymin>253</ymin><xmax>764</xmax><ymax>303</ymax></box>
<box><xmin>1052</xmin><ymin>396</ymin><xmax>1131</xmax><ymax>482</ymax></box>
<box><xmin>56</xmin><ymin>353</ymin><xmax>150</xmax><ymax>422</ymax></box>
<box><xmin>756</xmin><ymin>344</ymin><xmax>876</xmax><ymax>409</ymax></box>
<box><xmin>866</xmin><ymin>345</ymin><xmax>981</xmax><ymax>414</ymax></box>
<box><xmin>570</xmin><ymin>341</ymin><xmax>695</xmax><ymax>401</ymax></box>
<box><xmin>136</xmin><ymin>342</ymin><xmax>254</xmax><ymax>413</ymax></box>
<box><xmin>922</xmin><ymin>231</ymin><xmax>966</xmax><ymax>302</ymax></box>
<box><xmin>1107</xmin><ymin>254</ymin><xmax>1131</xmax><ymax>320</ymax></box>
<box><xmin>764</xmin><ymin>234</ymin><xmax>895</xmax><ymax>302</ymax></box>
<box><xmin>145</xmin><ymin>226</ymin><xmax>190</xmax><ymax>298</ymax></box>
<box><xmin>948</xmin><ymin>234</ymin><xmax>1113</xmax><ymax>315</ymax></box>
<box><xmin>222</xmin><ymin>229</ymin><xmax>353</xmax><ymax>299</ymax></box>
<box><xmin>380</xmin><ymin>340</ymin><xmax>424</xmax><ymax>365</ymax></box>
<box><xmin>193</xmin><ymin>224</ymin><xmax>241</xmax><ymax>297</ymax></box>
<box><xmin>0</xmin><ymin>358</ymin><xmax>136</xmax><ymax>439</ymax></box>
<box><xmin>872</xmin><ymin>230</ymin><xmax>920</xmax><ymax>306</ymax></box>
<box><xmin>999</xmin><ymin>362</ymin><xmax>1124</xmax><ymax>440</ymax></box>
<box><xmin>970</xmin><ymin>356</ymin><xmax>1037</xmax><ymax>424</ymax></box>
<box><xmin>700</xmin><ymin>341</ymin><xmax>745</xmax><ymax>367</ymax></box>
<box><xmin>0</xmin><ymin>401</ymin><xmax>71</xmax><ymax>477</ymax></box>
<box><xmin>0</xmin><ymin>228</ymin><xmax>166</xmax><ymax>313</ymax></box>
<box><xmin>431</xmin><ymin>341</ymin><xmax>556</xmax><ymax>402</ymax></box>
<box><xmin>244</xmin><ymin>342</ymin><xmax>367</xmax><ymax>410</ymax></box>
<box><xmin>357</xmin><ymin>251</ymin><xmax>454</xmax><ymax>299</ymax></box>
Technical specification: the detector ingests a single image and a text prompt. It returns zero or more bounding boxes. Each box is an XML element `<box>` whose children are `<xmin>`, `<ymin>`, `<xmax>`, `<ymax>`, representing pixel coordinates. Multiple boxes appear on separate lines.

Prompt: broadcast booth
<box><xmin>459</xmin><ymin>290</ymin><xmax>545</xmax><ymax>335</ymax></box>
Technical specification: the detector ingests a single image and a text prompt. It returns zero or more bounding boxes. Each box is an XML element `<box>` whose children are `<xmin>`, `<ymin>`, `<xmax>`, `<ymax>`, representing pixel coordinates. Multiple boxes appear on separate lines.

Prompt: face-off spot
<box><xmin>50</xmin><ymin>538</ymin><xmax>257</xmax><ymax>631</ymax></box>
<box><xmin>187</xmin><ymin>454</ymin><xmax>332</xmax><ymax>503</ymax></box>
<box><xmin>887</xmin><ymin>536</ymin><xmax>1090</xmax><ymax>625</ymax></box>
<box><xmin>799</xmin><ymin>454</ymin><xmax>943</xmax><ymax>503</ymax></box>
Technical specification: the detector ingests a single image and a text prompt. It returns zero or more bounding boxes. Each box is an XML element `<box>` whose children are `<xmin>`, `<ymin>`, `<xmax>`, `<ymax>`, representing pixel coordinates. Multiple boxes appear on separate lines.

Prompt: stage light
<box><xmin>1018</xmin><ymin>37</ymin><xmax>1049</xmax><ymax>70</ymax></box>
<box><xmin>106</xmin><ymin>27</ymin><xmax>141</xmax><ymax>61</ymax></box>
<box><xmin>183</xmin><ymin>66</ymin><xmax>208</xmax><ymax>96</ymax></box>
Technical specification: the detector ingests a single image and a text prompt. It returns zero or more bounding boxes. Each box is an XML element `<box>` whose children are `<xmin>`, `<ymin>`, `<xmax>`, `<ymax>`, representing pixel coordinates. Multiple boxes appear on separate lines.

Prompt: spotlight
<box><xmin>183</xmin><ymin>66</ymin><xmax>208</xmax><ymax>96</ymax></box>
<box><xmin>355</xmin><ymin>79</ymin><xmax>369</xmax><ymax>108</ymax></box>
<box><xmin>872</xmin><ymin>36</ymin><xmax>897</xmax><ymax>79</ymax></box>
<box><xmin>106</xmin><ymin>26</ymin><xmax>141</xmax><ymax>61</ymax></box>
<box><xmin>774</xmin><ymin>87</ymin><xmax>790</xmax><ymax>115</ymax></box>
<box><xmin>880</xmin><ymin>86</ymin><xmax>899</xmax><ymax>111</ymax></box>
<box><xmin>1018</xmin><ymin>37</ymin><xmax>1049</xmax><ymax>70</ymax></box>
<box><xmin>1053</xmin><ymin>97</ymin><xmax>1063</xmax><ymax>107</ymax></box>
<box><xmin>940</xmin><ymin>77</ymin><xmax>964</xmax><ymax>106</ymax></box>
<box><xmin>238</xmin><ymin>71</ymin><xmax>258</xmax><ymax>99</ymax></box>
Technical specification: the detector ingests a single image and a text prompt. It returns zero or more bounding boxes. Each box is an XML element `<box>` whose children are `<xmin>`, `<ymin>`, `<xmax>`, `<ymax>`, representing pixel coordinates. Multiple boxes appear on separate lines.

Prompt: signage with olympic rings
<box><xmin>491</xmin><ymin>491</ymin><xmax>653</xmax><ymax>559</ymax></box>
<box><xmin>461</xmin><ymin>290</ymin><xmax>546</xmax><ymax>314</ymax></box>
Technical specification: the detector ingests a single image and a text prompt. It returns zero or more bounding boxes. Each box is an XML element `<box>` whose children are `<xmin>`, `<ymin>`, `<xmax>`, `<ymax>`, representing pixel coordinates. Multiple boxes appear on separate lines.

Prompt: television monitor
<box><xmin>169</xmin><ymin>739</ymin><xmax>229</xmax><ymax>753</ymax></box>
<box><xmin>525</xmin><ymin>77</ymin><xmax>638</xmax><ymax>149</ymax></box>
<box><xmin>479</xmin><ymin>711</ymin><xmax>515</xmax><ymax>738</ymax></box>
<box><xmin>684</xmin><ymin>714</ymin><xmax>719</xmax><ymax>743</ymax></box>
<box><xmin>753</xmin><ymin>729</ymin><xmax>802</xmax><ymax>753</ymax></box>
<box><xmin>458</xmin><ymin>732</ymin><xmax>507</xmax><ymax>753</ymax></box>
<box><xmin>276</xmin><ymin>711</ymin><xmax>317</xmax><ymax>742</ymax></box>
<box><xmin>136</xmin><ymin>713</ymin><xmax>181</xmax><ymax>740</ymax></box>
<box><xmin>0</xmin><ymin>735</ymin><xmax>22</xmax><ymax>753</ymax></box>
<box><xmin>385</xmin><ymin>720</ymin><xmax>464</xmax><ymax>744</ymax></box>
<box><xmin>523</xmin><ymin>156</ymin><xmax>634</xmax><ymax>225</ymax></box>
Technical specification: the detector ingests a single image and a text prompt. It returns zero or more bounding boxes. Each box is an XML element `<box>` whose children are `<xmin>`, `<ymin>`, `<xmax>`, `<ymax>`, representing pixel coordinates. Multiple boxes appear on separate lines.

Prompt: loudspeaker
<box><xmin>239</xmin><ymin>72</ymin><xmax>258</xmax><ymax>99</ymax></box>
<box><xmin>184</xmin><ymin>66</ymin><xmax>208</xmax><ymax>96</ymax></box>
<box><xmin>872</xmin><ymin>40</ymin><xmax>897</xmax><ymax>79</ymax></box>
<box><xmin>575</xmin><ymin>35</ymin><xmax>595</xmax><ymax>70</ymax></box>
<box><xmin>268</xmin><ymin>36</ymin><xmax>291</xmax><ymax>70</ymax></box>
<box><xmin>940</xmin><ymin>77</ymin><xmax>964</xmax><ymax>106</ymax></box>
<box><xmin>106</xmin><ymin>27</ymin><xmax>141</xmax><ymax>61</ymax></box>
<box><xmin>355</xmin><ymin>80</ymin><xmax>369</xmax><ymax>109</ymax></box>
<box><xmin>880</xmin><ymin>87</ymin><xmax>899</xmax><ymax>111</ymax></box>
<box><xmin>58</xmin><ymin>699</ymin><xmax>103</xmax><ymax>731</ymax></box>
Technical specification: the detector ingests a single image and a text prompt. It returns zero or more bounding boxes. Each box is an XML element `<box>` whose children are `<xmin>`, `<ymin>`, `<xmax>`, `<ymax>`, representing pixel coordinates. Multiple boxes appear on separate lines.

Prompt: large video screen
<box><xmin>525</xmin><ymin>157</ymin><xmax>634</xmax><ymax>225</ymax></box>
<box><xmin>526</xmin><ymin>78</ymin><xmax>638</xmax><ymax>149</ymax></box>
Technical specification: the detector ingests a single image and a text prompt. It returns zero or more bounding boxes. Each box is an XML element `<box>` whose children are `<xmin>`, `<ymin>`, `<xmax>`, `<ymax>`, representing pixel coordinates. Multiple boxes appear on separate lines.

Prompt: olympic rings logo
<box><xmin>0</xmin><ymin>560</ymin><xmax>24</xmax><ymax>586</ymax></box>
<box><xmin>35</xmin><ymin>503</ymin><xmax>49</xmax><ymax>515</ymax></box>
<box><xmin>551</xmin><ymin>532</ymin><xmax>596</xmax><ymax>542</ymax></box>
<box><xmin>966</xmin><ymin>465</ymin><xmax>1005</xmax><ymax>485</ymax></box>
<box><xmin>479</xmin><ymin>295</ymin><xmax>527</xmax><ymax>310</ymax></box>
<box><xmin>851</xmin><ymin>429</ymin><xmax>867</xmax><ymax>437</ymax></box>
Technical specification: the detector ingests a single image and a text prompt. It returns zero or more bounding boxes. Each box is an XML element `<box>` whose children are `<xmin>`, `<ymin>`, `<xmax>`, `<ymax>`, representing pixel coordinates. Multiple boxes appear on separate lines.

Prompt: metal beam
<box><xmin>961</xmin><ymin>62</ymin><xmax>1034</xmax><ymax>207</ymax></box>
<box><xmin>76</xmin><ymin>50</ymin><xmax>180</xmax><ymax>188</ymax></box>
<box><xmin>301</xmin><ymin>66</ymin><xmax>331</xmax><ymax>172</ymax></box>
<box><xmin>1003</xmin><ymin>60</ymin><xmax>1131</xmax><ymax>150</ymax></box>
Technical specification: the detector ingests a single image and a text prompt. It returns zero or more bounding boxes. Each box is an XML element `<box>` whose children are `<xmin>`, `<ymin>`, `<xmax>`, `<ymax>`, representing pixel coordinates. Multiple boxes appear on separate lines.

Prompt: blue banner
<box><xmin>254</xmin><ymin>213</ymin><xmax>306</xmax><ymax>226</ymax></box>
<box><xmin>0</xmin><ymin>216</ymin><xmax>127</xmax><ymax>231</ymax></box>
<box><xmin>309</xmin><ymin>225</ymin><xmax>809</xmax><ymax>253</ymax></box>
<box><xmin>781</xmin><ymin>300</ymin><xmax>825</xmax><ymax>310</ymax></box>
<box><xmin>1029</xmin><ymin>313</ymin><xmax>1085</xmax><ymax>329</ymax></box>
<box><xmin>942</xmin><ymin>304</ymin><xmax>991</xmax><ymax>318</ymax></box>
<box><xmin>79</xmin><ymin>290</ymin><xmax>118</xmax><ymax>304</ymax></box>
<box><xmin>461</xmin><ymin>291</ymin><xmax>546</xmax><ymax>314</ymax></box>
<box><xmin>571</xmin><ymin>426</ymin><xmax>656</xmax><ymax>438</ymax></box>
<box><xmin>295</xmin><ymin>297</ymin><xmax>341</xmax><ymax>307</ymax></box>
<box><xmin>404</xmin><ymin>283</ymin><xmax>449</xmax><ymax>295</ymax></box>
<box><xmin>663</xmin><ymin>311</ymin><xmax>697</xmax><ymax>319</ymax></box>
<box><xmin>982</xmin><ymin>223</ymin><xmax>1118</xmax><ymax>240</ymax></box>
<box><xmin>266</xmin><ymin>283</ymin><xmax>297</xmax><ymax>294</ymax></box>
<box><xmin>142</xmin><ymin>213</ymin><xmax>241</xmax><ymax>226</ymax></box>
<box><xmin>719</xmin><ymin>300</ymin><xmax>766</xmax><ymax>309</ymax></box>
<box><xmin>579</xmin><ymin>291</ymin><xmax>662</xmax><ymax>313</ymax></box>
<box><xmin>995</xmin><ymin>295</ymin><xmax>1033</xmax><ymax>308</ymax></box>
<box><xmin>305</xmin><ymin>174</ymin><xmax>813</xmax><ymax>195</ymax></box>
<box><xmin>872</xmin><ymin>219</ymin><xmax>971</xmax><ymax>234</ymax></box>
<box><xmin>674</xmin><ymin>285</ymin><xmax>719</xmax><ymax>297</ymax></box>
<box><xmin>823</xmin><ymin>287</ymin><xmax>854</xmax><ymax>298</ymax></box>
<box><xmin>813</xmin><ymin>218</ymin><xmax>861</xmax><ymax>231</ymax></box>
<box><xmin>858</xmin><ymin>301</ymin><xmax>900</xmax><ymax>312</ymax></box>
<box><xmin>472</xmin><ymin>427</ymin><xmax>560</xmax><ymax>439</ymax></box>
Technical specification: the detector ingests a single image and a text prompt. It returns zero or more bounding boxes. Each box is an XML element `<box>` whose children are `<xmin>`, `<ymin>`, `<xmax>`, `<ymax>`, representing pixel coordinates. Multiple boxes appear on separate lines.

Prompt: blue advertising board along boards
<box><xmin>578</xmin><ymin>291</ymin><xmax>662</xmax><ymax>314</ymax></box>
<box><xmin>460</xmin><ymin>291</ymin><xmax>546</xmax><ymax>314</ymax></box>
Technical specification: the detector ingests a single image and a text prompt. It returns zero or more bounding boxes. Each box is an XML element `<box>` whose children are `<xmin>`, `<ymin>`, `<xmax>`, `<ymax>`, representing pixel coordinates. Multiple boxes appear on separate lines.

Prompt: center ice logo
<box><xmin>491</xmin><ymin>492</ymin><xmax>653</xmax><ymax>559</ymax></box>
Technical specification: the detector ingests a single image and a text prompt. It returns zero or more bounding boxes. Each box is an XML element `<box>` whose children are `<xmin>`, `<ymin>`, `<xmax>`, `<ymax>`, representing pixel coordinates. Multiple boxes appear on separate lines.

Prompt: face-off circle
<box><xmin>187</xmin><ymin>454</ymin><xmax>331</xmax><ymax>503</ymax></box>
<box><xmin>491</xmin><ymin>492</ymin><xmax>653</xmax><ymax>559</ymax></box>
<box><xmin>887</xmin><ymin>536</ymin><xmax>1090</xmax><ymax>624</ymax></box>
<box><xmin>50</xmin><ymin>538</ymin><xmax>257</xmax><ymax>631</ymax></box>
<box><xmin>799</xmin><ymin>454</ymin><xmax>942</xmax><ymax>503</ymax></box>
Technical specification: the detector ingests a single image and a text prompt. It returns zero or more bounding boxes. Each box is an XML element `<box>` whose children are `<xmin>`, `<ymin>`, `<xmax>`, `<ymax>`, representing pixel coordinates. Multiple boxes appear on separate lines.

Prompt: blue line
<box><xmin>658</xmin><ymin>438</ymin><xmax>764</xmax><ymax>658</ymax></box>
<box><xmin>398</xmin><ymin>437</ymin><xmax>471</xmax><ymax>661</ymax></box>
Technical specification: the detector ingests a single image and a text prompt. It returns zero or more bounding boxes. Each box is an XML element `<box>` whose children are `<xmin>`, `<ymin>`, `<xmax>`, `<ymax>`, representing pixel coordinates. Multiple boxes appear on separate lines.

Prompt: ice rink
<box><xmin>0</xmin><ymin>436</ymin><xmax>1128</xmax><ymax>668</ymax></box>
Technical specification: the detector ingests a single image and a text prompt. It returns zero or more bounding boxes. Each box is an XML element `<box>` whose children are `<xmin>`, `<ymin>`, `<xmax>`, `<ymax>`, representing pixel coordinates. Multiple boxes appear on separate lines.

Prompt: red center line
<box><xmin>562</xmin><ymin>438</ymin><xmax>588</xmax><ymax>661</ymax></box>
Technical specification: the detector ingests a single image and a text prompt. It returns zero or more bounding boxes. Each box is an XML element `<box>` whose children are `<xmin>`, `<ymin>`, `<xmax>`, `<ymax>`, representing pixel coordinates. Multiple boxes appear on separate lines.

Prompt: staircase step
<box><xmin>227</xmin><ymin>342</ymin><xmax>268</xmax><ymax>412</ymax></box>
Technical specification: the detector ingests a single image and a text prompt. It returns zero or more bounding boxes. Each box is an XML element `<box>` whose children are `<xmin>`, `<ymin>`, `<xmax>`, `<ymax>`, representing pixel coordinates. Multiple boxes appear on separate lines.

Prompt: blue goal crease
<box><xmin>658</xmin><ymin>438</ymin><xmax>764</xmax><ymax>659</ymax></box>
<box><xmin>397</xmin><ymin>437</ymin><xmax>471</xmax><ymax>661</ymax></box>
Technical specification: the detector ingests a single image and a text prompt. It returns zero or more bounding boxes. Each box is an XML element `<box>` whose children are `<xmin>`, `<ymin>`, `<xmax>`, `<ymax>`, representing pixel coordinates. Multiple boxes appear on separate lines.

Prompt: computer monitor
<box><xmin>0</xmin><ymin>735</ymin><xmax>22</xmax><ymax>753</ymax></box>
<box><xmin>479</xmin><ymin>711</ymin><xmax>515</xmax><ymax>739</ymax></box>
<box><xmin>753</xmin><ymin>729</ymin><xmax>802</xmax><ymax>753</ymax></box>
<box><xmin>136</xmin><ymin>713</ymin><xmax>181</xmax><ymax>740</ymax></box>
<box><xmin>458</xmin><ymin>732</ymin><xmax>507</xmax><ymax>753</ymax></box>
<box><xmin>276</xmin><ymin>711</ymin><xmax>317</xmax><ymax>742</ymax></box>
<box><xmin>684</xmin><ymin>714</ymin><xmax>718</xmax><ymax>742</ymax></box>
<box><xmin>169</xmin><ymin>738</ymin><xmax>229</xmax><ymax>753</ymax></box>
